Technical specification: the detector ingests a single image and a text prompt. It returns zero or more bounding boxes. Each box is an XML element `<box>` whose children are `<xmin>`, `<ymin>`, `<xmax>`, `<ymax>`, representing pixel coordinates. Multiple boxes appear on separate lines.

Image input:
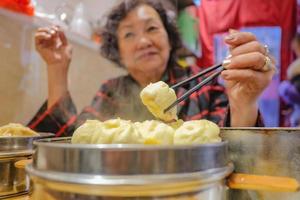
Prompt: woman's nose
<box><xmin>137</xmin><ymin>36</ymin><xmax>152</xmax><ymax>49</ymax></box>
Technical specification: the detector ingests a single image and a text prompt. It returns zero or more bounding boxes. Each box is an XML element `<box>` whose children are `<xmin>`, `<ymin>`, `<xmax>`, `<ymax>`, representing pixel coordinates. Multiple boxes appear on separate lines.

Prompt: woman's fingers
<box><xmin>223</xmin><ymin>30</ymin><xmax>276</xmax><ymax>72</ymax></box>
<box><xmin>225</xmin><ymin>32</ymin><xmax>257</xmax><ymax>47</ymax></box>
<box><xmin>221</xmin><ymin>69</ymin><xmax>275</xmax><ymax>94</ymax></box>
<box><xmin>46</xmin><ymin>26</ymin><xmax>67</xmax><ymax>48</ymax></box>
<box><xmin>37</xmin><ymin>27</ymin><xmax>56</xmax><ymax>37</ymax></box>
<box><xmin>230</xmin><ymin>41</ymin><xmax>267</xmax><ymax>56</ymax></box>
<box><xmin>35</xmin><ymin>32</ymin><xmax>53</xmax><ymax>48</ymax></box>
<box><xmin>35</xmin><ymin>26</ymin><xmax>62</xmax><ymax>49</ymax></box>
<box><xmin>223</xmin><ymin>52</ymin><xmax>271</xmax><ymax>71</ymax></box>
<box><xmin>35</xmin><ymin>32</ymin><xmax>51</xmax><ymax>42</ymax></box>
<box><xmin>222</xmin><ymin>69</ymin><xmax>256</xmax><ymax>82</ymax></box>
<box><xmin>56</xmin><ymin>27</ymin><xmax>68</xmax><ymax>46</ymax></box>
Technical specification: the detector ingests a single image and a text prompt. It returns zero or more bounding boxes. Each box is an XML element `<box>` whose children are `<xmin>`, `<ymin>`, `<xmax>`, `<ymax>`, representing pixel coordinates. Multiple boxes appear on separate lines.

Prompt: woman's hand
<box><xmin>35</xmin><ymin>26</ymin><xmax>73</xmax><ymax>108</ymax></box>
<box><xmin>221</xmin><ymin>30</ymin><xmax>276</xmax><ymax>127</ymax></box>
<box><xmin>35</xmin><ymin>26</ymin><xmax>72</xmax><ymax>68</ymax></box>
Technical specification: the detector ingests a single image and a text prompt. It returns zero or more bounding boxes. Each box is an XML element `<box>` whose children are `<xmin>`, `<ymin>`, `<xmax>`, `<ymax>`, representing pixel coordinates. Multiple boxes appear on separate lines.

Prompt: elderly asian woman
<box><xmin>28</xmin><ymin>0</ymin><xmax>275</xmax><ymax>136</ymax></box>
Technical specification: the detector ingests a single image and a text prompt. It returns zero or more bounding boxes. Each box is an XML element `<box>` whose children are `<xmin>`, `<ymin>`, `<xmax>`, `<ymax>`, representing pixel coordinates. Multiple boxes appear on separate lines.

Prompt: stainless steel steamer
<box><xmin>27</xmin><ymin>138</ymin><xmax>232</xmax><ymax>200</ymax></box>
<box><xmin>221</xmin><ymin>127</ymin><xmax>300</xmax><ymax>200</ymax></box>
<box><xmin>26</xmin><ymin>128</ymin><xmax>300</xmax><ymax>200</ymax></box>
<box><xmin>0</xmin><ymin>133</ymin><xmax>54</xmax><ymax>198</ymax></box>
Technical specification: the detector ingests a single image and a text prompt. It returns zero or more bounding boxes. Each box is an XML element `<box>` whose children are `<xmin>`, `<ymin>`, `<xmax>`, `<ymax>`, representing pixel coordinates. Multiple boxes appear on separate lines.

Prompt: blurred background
<box><xmin>0</xmin><ymin>0</ymin><xmax>299</xmax><ymax>127</ymax></box>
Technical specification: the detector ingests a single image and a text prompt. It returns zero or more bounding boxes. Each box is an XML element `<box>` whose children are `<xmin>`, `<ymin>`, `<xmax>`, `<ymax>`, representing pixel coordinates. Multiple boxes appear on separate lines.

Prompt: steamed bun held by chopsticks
<box><xmin>140</xmin><ymin>81</ymin><xmax>178</xmax><ymax>122</ymax></box>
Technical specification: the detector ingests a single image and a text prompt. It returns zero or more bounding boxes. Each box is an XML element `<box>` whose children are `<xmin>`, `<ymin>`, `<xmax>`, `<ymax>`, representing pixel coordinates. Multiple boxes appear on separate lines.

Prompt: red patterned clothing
<box><xmin>28</xmin><ymin>65</ymin><xmax>262</xmax><ymax>136</ymax></box>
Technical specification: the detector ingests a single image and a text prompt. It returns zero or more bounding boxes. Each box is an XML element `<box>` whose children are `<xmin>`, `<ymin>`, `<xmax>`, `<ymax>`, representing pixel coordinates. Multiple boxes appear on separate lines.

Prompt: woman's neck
<box><xmin>129</xmin><ymin>68</ymin><xmax>166</xmax><ymax>87</ymax></box>
<box><xmin>133</xmin><ymin>73</ymin><xmax>161</xmax><ymax>87</ymax></box>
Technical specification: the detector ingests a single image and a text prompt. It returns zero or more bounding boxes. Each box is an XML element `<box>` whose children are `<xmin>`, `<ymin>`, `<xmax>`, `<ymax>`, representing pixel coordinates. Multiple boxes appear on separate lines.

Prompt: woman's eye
<box><xmin>124</xmin><ymin>32</ymin><xmax>134</xmax><ymax>39</ymax></box>
<box><xmin>147</xmin><ymin>26</ymin><xmax>158</xmax><ymax>32</ymax></box>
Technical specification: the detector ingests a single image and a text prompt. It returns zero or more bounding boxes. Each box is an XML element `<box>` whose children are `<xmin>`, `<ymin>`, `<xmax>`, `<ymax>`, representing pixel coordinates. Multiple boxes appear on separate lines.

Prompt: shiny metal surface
<box><xmin>221</xmin><ymin>127</ymin><xmax>300</xmax><ymax>200</ymax></box>
<box><xmin>27</xmin><ymin>138</ymin><xmax>232</xmax><ymax>199</ymax></box>
<box><xmin>26</xmin><ymin>163</ymin><xmax>234</xmax><ymax>185</ymax></box>
<box><xmin>32</xmin><ymin>137</ymin><xmax>229</xmax><ymax>175</ymax></box>
<box><xmin>0</xmin><ymin>132</ymin><xmax>54</xmax><ymax>198</ymax></box>
<box><xmin>0</xmin><ymin>156</ymin><xmax>31</xmax><ymax>197</ymax></box>
<box><xmin>0</xmin><ymin>132</ymin><xmax>54</xmax><ymax>158</ymax></box>
<box><xmin>29</xmin><ymin>177</ymin><xmax>229</xmax><ymax>200</ymax></box>
<box><xmin>27</xmin><ymin>164</ymin><xmax>233</xmax><ymax>198</ymax></box>
<box><xmin>27</xmin><ymin>128</ymin><xmax>300</xmax><ymax>200</ymax></box>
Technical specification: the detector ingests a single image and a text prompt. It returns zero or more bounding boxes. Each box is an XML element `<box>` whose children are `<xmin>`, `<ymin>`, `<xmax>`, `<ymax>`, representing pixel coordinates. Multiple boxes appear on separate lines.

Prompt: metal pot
<box><xmin>0</xmin><ymin>133</ymin><xmax>54</xmax><ymax>199</ymax></box>
<box><xmin>27</xmin><ymin>138</ymin><xmax>232</xmax><ymax>200</ymax></box>
<box><xmin>221</xmin><ymin>127</ymin><xmax>300</xmax><ymax>200</ymax></box>
<box><xmin>26</xmin><ymin>128</ymin><xmax>300</xmax><ymax>200</ymax></box>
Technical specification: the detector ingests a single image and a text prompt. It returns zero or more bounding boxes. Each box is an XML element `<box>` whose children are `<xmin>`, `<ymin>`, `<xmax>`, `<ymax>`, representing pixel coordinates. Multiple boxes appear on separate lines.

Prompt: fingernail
<box><xmin>50</xmin><ymin>30</ymin><xmax>55</xmax><ymax>34</ymax></box>
<box><xmin>222</xmin><ymin>58</ymin><xmax>231</xmax><ymax>68</ymax></box>
<box><xmin>225</xmin><ymin>34</ymin><xmax>235</xmax><ymax>41</ymax></box>
<box><xmin>221</xmin><ymin>71</ymin><xmax>229</xmax><ymax>80</ymax></box>
<box><xmin>229</xmin><ymin>28</ymin><xmax>238</xmax><ymax>34</ymax></box>
<box><xmin>226</xmin><ymin>54</ymin><xmax>232</xmax><ymax>59</ymax></box>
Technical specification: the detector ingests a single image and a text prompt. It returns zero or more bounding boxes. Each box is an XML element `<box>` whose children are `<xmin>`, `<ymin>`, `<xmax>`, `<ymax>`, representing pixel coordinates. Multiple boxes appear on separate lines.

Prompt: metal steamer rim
<box><xmin>0</xmin><ymin>132</ymin><xmax>54</xmax><ymax>158</ymax></box>
<box><xmin>29</xmin><ymin>137</ymin><xmax>231</xmax><ymax>177</ymax></box>
<box><xmin>27</xmin><ymin>138</ymin><xmax>233</xmax><ymax>197</ymax></box>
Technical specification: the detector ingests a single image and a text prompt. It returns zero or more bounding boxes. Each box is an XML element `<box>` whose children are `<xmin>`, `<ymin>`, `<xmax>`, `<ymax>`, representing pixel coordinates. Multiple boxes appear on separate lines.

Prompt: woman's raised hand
<box><xmin>35</xmin><ymin>26</ymin><xmax>72</xmax><ymax>108</ymax></box>
<box><xmin>35</xmin><ymin>26</ymin><xmax>72</xmax><ymax>69</ymax></box>
<box><xmin>221</xmin><ymin>30</ymin><xmax>276</xmax><ymax>126</ymax></box>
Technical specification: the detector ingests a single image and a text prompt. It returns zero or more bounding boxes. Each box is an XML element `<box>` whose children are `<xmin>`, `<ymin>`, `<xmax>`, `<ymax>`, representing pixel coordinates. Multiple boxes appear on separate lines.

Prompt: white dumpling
<box><xmin>168</xmin><ymin>119</ymin><xmax>184</xmax><ymax>130</ymax></box>
<box><xmin>72</xmin><ymin>119</ymin><xmax>143</xmax><ymax>144</ymax></box>
<box><xmin>0</xmin><ymin>123</ymin><xmax>39</xmax><ymax>137</ymax></box>
<box><xmin>102</xmin><ymin>118</ymin><xmax>143</xmax><ymax>144</ymax></box>
<box><xmin>134</xmin><ymin>120</ymin><xmax>174</xmax><ymax>145</ymax></box>
<box><xmin>71</xmin><ymin>120</ymin><xmax>104</xmax><ymax>144</ymax></box>
<box><xmin>174</xmin><ymin>120</ymin><xmax>221</xmax><ymax>145</ymax></box>
<box><xmin>140</xmin><ymin>81</ymin><xmax>178</xmax><ymax>122</ymax></box>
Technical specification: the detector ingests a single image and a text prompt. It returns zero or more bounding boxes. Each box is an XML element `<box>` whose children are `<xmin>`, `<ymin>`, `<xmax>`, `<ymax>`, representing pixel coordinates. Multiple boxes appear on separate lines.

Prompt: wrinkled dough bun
<box><xmin>72</xmin><ymin>119</ymin><xmax>143</xmax><ymax>144</ymax></box>
<box><xmin>174</xmin><ymin>120</ymin><xmax>221</xmax><ymax>144</ymax></box>
<box><xmin>134</xmin><ymin>120</ymin><xmax>174</xmax><ymax>145</ymax></box>
<box><xmin>105</xmin><ymin>118</ymin><xmax>143</xmax><ymax>144</ymax></box>
<box><xmin>71</xmin><ymin>120</ymin><xmax>103</xmax><ymax>144</ymax></box>
<box><xmin>140</xmin><ymin>81</ymin><xmax>177</xmax><ymax>122</ymax></box>
<box><xmin>0</xmin><ymin>123</ymin><xmax>39</xmax><ymax>137</ymax></box>
<box><xmin>168</xmin><ymin>119</ymin><xmax>184</xmax><ymax>130</ymax></box>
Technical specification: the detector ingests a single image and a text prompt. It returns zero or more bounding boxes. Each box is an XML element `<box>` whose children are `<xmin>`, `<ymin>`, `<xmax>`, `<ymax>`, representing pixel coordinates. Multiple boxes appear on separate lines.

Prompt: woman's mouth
<box><xmin>137</xmin><ymin>51</ymin><xmax>158</xmax><ymax>60</ymax></box>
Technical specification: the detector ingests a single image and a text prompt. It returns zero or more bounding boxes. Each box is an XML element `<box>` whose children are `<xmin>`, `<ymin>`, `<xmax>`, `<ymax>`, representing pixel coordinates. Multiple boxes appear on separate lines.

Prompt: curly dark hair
<box><xmin>100</xmin><ymin>0</ymin><xmax>182</xmax><ymax>68</ymax></box>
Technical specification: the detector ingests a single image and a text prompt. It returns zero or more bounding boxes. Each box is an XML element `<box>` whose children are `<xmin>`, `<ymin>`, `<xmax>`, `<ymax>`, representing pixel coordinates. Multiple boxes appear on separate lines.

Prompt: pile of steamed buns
<box><xmin>72</xmin><ymin>81</ymin><xmax>221</xmax><ymax>145</ymax></box>
<box><xmin>0</xmin><ymin>123</ymin><xmax>39</xmax><ymax>137</ymax></box>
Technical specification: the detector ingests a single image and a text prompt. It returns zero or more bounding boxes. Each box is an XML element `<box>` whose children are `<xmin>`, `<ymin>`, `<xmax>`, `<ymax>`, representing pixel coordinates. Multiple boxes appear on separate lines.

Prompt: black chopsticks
<box><xmin>171</xmin><ymin>63</ymin><xmax>223</xmax><ymax>89</ymax></box>
<box><xmin>164</xmin><ymin>63</ymin><xmax>224</xmax><ymax>113</ymax></box>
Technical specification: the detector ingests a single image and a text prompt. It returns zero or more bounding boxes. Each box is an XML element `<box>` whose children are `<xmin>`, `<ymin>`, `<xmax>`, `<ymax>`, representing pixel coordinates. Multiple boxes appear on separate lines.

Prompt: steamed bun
<box><xmin>0</xmin><ymin>123</ymin><xmax>39</xmax><ymax>137</ymax></box>
<box><xmin>174</xmin><ymin>120</ymin><xmax>221</xmax><ymax>144</ymax></box>
<box><xmin>103</xmin><ymin>118</ymin><xmax>143</xmax><ymax>144</ymax></box>
<box><xmin>168</xmin><ymin>119</ymin><xmax>184</xmax><ymax>130</ymax></box>
<box><xmin>140</xmin><ymin>81</ymin><xmax>178</xmax><ymax>122</ymax></box>
<box><xmin>134</xmin><ymin>120</ymin><xmax>174</xmax><ymax>145</ymax></box>
<box><xmin>72</xmin><ymin>119</ymin><xmax>143</xmax><ymax>144</ymax></box>
<box><xmin>71</xmin><ymin>120</ymin><xmax>103</xmax><ymax>144</ymax></box>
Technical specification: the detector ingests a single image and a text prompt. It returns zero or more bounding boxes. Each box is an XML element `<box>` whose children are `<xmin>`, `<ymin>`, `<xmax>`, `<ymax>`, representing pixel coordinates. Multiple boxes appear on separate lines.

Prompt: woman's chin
<box><xmin>140</xmin><ymin>63</ymin><xmax>165</xmax><ymax>74</ymax></box>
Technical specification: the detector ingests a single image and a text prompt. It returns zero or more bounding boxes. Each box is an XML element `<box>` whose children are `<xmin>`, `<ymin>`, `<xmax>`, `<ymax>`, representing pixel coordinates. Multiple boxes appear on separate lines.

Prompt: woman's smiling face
<box><xmin>117</xmin><ymin>4</ymin><xmax>171</xmax><ymax>86</ymax></box>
